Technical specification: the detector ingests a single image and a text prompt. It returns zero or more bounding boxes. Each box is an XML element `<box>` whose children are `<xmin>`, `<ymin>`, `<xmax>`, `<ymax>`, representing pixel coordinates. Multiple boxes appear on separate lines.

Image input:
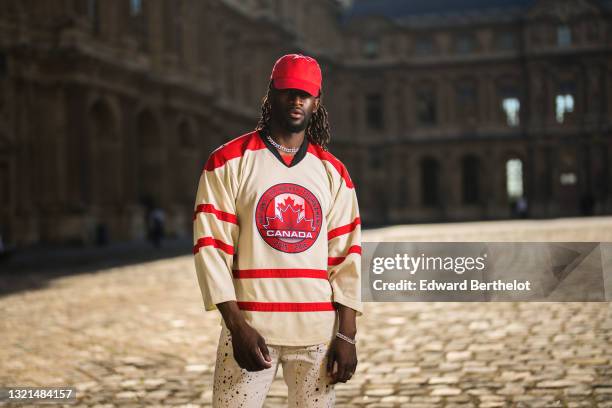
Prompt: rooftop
<box><xmin>341</xmin><ymin>0</ymin><xmax>610</xmax><ymax>26</ymax></box>
<box><xmin>344</xmin><ymin>0</ymin><xmax>535</xmax><ymax>20</ymax></box>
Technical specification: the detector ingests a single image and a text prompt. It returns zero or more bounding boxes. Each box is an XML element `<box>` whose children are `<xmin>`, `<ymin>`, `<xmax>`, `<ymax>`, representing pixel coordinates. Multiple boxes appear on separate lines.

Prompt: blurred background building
<box><xmin>0</xmin><ymin>0</ymin><xmax>610</xmax><ymax>247</ymax></box>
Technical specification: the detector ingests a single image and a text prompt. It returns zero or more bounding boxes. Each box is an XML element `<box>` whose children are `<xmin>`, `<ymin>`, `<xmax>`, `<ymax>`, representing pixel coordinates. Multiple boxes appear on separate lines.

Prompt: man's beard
<box><xmin>283</xmin><ymin>115</ymin><xmax>310</xmax><ymax>133</ymax></box>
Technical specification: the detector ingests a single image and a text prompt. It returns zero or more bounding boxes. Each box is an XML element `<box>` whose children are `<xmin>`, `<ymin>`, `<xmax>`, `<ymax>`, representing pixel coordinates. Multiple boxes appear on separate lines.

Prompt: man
<box><xmin>193</xmin><ymin>54</ymin><xmax>362</xmax><ymax>407</ymax></box>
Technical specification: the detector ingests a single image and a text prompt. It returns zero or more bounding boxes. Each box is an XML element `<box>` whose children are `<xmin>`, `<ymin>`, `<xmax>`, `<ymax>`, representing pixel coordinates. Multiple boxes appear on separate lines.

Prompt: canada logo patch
<box><xmin>255</xmin><ymin>183</ymin><xmax>322</xmax><ymax>253</ymax></box>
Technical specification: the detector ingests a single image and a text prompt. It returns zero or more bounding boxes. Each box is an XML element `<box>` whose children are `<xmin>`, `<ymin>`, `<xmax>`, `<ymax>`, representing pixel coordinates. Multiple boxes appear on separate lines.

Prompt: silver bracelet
<box><xmin>335</xmin><ymin>331</ymin><xmax>356</xmax><ymax>344</ymax></box>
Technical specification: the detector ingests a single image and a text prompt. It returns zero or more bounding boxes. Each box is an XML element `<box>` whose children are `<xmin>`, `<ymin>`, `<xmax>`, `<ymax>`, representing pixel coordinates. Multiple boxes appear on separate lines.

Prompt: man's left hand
<box><xmin>326</xmin><ymin>336</ymin><xmax>357</xmax><ymax>384</ymax></box>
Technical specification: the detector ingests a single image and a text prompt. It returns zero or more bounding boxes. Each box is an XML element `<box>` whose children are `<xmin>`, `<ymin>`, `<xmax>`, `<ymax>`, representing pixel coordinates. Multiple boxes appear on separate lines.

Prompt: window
<box><xmin>177</xmin><ymin>120</ymin><xmax>198</xmax><ymax>203</ymax></box>
<box><xmin>506</xmin><ymin>158</ymin><xmax>523</xmax><ymax>199</ymax></box>
<box><xmin>416</xmin><ymin>86</ymin><xmax>436</xmax><ymax>126</ymax></box>
<box><xmin>130</xmin><ymin>0</ymin><xmax>142</xmax><ymax>16</ymax></box>
<box><xmin>90</xmin><ymin>100</ymin><xmax>119</xmax><ymax>143</ymax></box>
<box><xmin>529</xmin><ymin>26</ymin><xmax>542</xmax><ymax>46</ymax></box>
<box><xmin>0</xmin><ymin>161</ymin><xmax>9</xmax><ymax>206</ymax></box>
<box><xmin>496</xmin><ymin>31</ymin><xmax>516</xmax><ymax>51</ymax></box>
<box><xmin>420</xmin><ymin>158</ymin><xmax>440</xmax><ymax>207</ymax></box>
<box><xmin>555</xmin><ymin>94</ymin><xmax>574</xmax><ymax>123</ymax></box>
<box><xmin>363</xmin><ymin>38</ymin><xmax>379</xmax><ymax>59</ymax></box>
<box><xmin>499</xmin><ymin>84</ymin><xmax>520</xmax><ymax>126</ymax></box>
<box><xmin>502</xmin><ymin>98</ymin><xmax>520</xmax><ymax>126</ymax></box>
<box><xmin>0</xmin><ymin>52</ymin><xmax>6</xmax><ymax>77</ymax></box>
<box><xmin>543</xmin><ymin>147</ymin><xmax>553</xmax><ymax>199</ymax></box>
<box><xmin>461</xmin><ymin>155</ymin><xmax>480</xmax><ymax>205</ymax></box>
<box><xmin>137</xmin><ymin>110</ymin><xmax>163</xmax><ymax>206</ymax></box>
<box><xmin>593</xmin><ymin>145</ymin><xmax>608</xmax><ymax>198</ymax></box>
<box><xmin>414</xmin><ymin>36</ymin><xmax>435</xmax><ymax>56</ymax></box>
<box><xmin>586</xmin><ymin>21</ymin><xmax>601</xmax><ymax>42</ymax></box>
<box><xmin>129</xmin><ymin>0</ymin><xmax>147</xmax><ymax>50</ymax></box>
<box><xmin>456</xmin><ymin>82</ymin><xmax>478</xmax><ymax>124</ymax></box>
<box><xmin>164</xmin><ymin>1</ymin><xmax>182</xmax><ymax>57</ymax></box>
<box><xmin>455</xmin><ymin>33</ymin><xmax>476</xmax><ymax>54</ymax></box>
<box><xmin>87</xmin><ymin>0</ymin><xmax>97</xmax><ymax>19</ymax></box>
<box><xmin>90</xmin><ymin>101</ymin><xmax>121</xmax><ymax>205</ymax></box>
<box><xmin>365</xmin><ymin>93</ymin><xmax>383</xmax><ymax>130</ymax></box>
<box><xmin>557</xmin><ymin>25</ymin><xmax>571</xmax><ymax>47</ymax></box>
<box><xmin>560</xmin><ymin>172</ymin><xmax>577</xmax><ymax>185</ymax></box>
<box><xmin>88</xmin><ymin>0</ymin><xmax>100</xmax><ymax>34</ymax></box>
<box><xmin>369</xmin><ymin>147</ymin><xmax>382</xmax><ymax>169</ymax></box>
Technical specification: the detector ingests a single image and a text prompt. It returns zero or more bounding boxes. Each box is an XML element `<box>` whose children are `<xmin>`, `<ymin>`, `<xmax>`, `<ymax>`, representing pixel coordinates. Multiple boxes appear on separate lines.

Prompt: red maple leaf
<box><xmin>276</xmin><ymin>196</ymin><xmax>304</xmax><ymax>214</ymax></box>
<box><xmin>263</xmin><ymin>197</ymin><xmax>314</xmax><ymax>231</ymax></box>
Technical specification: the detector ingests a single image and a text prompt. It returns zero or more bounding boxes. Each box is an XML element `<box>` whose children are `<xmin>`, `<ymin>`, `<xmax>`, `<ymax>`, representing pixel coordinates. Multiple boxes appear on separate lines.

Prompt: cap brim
<box><xmin>273</xmin><ymin>78</ymin><xmax>319</xmax><ymax>97</ymax></box>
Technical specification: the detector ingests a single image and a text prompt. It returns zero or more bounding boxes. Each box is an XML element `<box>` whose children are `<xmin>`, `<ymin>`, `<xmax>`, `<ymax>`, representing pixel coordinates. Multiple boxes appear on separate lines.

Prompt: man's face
<box><xmin>270</xmin><ymin>87</ymin><xmax>320</xmax><ymax>133</ymax></box>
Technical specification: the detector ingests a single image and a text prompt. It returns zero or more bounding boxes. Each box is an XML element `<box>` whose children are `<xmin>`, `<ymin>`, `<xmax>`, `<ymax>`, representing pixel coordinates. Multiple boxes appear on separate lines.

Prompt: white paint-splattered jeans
<box><xmin>212</xmin><ymin>322</ymin><xmax>335</xmax><ymax>407</ymax></box>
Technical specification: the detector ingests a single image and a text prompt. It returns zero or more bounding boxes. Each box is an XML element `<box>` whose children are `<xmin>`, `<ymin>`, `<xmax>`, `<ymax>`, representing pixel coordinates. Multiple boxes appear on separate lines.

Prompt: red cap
<box><xmin>270</xmin><ymin>54</ymin><xmax>322</xmax><ymax>97</ymax></box>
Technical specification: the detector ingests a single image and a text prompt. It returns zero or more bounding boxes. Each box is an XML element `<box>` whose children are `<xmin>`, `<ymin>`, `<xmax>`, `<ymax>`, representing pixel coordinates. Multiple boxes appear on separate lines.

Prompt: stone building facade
<box><xmin>338</xmin><ymin>0</ymin><xmax>612</xmax><ymax>225</ymax></box>
<box><xmin>0</xmin><ymin>0</ymin><xmax>611</xmax><ymax>246</ymax></box>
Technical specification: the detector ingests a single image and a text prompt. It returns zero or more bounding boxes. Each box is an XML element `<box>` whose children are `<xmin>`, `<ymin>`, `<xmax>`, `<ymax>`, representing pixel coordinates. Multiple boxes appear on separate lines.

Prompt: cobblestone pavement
<box><xmin>1</xmin><ymin>218</ymin><xmax>611</xmax><ymax>407</ymax></box>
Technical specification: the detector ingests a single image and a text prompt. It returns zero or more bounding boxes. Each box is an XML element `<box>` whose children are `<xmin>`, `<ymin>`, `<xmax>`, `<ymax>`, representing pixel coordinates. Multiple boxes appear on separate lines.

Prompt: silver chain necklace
<box><xmin>266</xmin><ymin>134</ymin><xmax>300</xmax><ymax>154</ymax></box>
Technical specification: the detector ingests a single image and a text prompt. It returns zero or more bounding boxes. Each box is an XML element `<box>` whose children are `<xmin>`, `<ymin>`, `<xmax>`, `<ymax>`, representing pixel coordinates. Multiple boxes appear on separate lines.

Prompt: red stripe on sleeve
<box><xmin>328</xmin><ymin>217</ymin><xmax>361</xmax><ymax>240</ymax></box>
<box><xmin>327</xmin><ymin>245</ymin><xmax>362</xmax><ymax>266</ymax></box>
<box><xmin>193</xmin><ymin>203</ymin><xmax>238</xmax><ymax>224</ymax></box>
<box><xmin>204</xmin><ymin>131</ymin><xmax>266</xmax><ymax>171</ymax></box>
<box><xmin>232</xmin><ymin>269</ymin><xmax>328</xmax><ymax>279</ymax></box>
<box><xmin>193</xmin><ymin>236</ymin><xmax>235</xmax><ymax>255</ymax></box>
<box><xmin>237</xmin><ymin>301</ymin><xmax>335</xmax><ymax>312</ymax></box>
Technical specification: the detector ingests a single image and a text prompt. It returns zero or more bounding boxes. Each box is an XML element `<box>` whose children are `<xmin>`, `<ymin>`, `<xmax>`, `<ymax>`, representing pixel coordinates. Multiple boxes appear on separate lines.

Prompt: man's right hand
<box><xmin>229</xmin><ymin>321</ymin><xmax>272</xmax><ymax>371</ymax></box>
<box><xmin>216</xmin><ymin>301</ymin><xmax>272</xmax><ymax>372</ymax></box>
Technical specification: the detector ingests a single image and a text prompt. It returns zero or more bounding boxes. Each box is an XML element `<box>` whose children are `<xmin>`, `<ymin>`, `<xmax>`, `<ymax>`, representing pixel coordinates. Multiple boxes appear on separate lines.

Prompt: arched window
<box><xmin>455</xmin><ymin>32</ymin><xmax>477</xmax><ymax>54</ymax></box>
<box><xmin>129</xmin><ymin>0</ymin><xmax>142</xmax><ymax>16</ymax></box>
<box><xmin>506</xmin><ymin>158</ymin><xmax>524</xmax><ymax>200</ymax></box>
<box><xmin>0</xmin><ymin>159</ymin><xmax>9</xmax><ymax>207</ymax></box>
<box><xmin>495</xmin><ymin>31</ymin><xmax>516</xmax><ymax>51</ymax></box>
<box><xmin>128</xmin><ymin>0</ymin><xmax>147</xmax><ymax>50</ymax></box>
<box><xmin>420</xmin><ymin>157</ymin><xmax>440</xmax><ymax>207</ymax></box>
<box><xmin>557</xmin><ymin>25</ymin><xmax>572</xmax><ymax>47</ymax></box>
<box><xmin>137</xmin><ymin>110</ymin><xmax>162</xmax><ymax>148</ymax></box>
<box><xmin>455</xmin><ymin>80</ymin><xmax>478</xmax><ymax>124</ymax></box>
<box><xmin>176</xmin><ymin>119</ymin><xmax>198</xmax><ymax>205</ymax></box>
<box><xmin>90</xmin><ymin>100</ymin><xmax>118</xmax><ymax>142</ymax></box>
<box><xmin>555</xmin><ymin>82</ymin><xmax>575</xmax><ymax>123</ymax></box>
<box><xmin>365</xmin><ymin>93</ymin><xmax>384</xmax><ymax>130</ymax></box>
<box><xmin>363</xmin><ymin>38</ymin><xmax>380</xmax><ymax>59</ymax></box>
<box><xmin>87</xmin><ymin>0</ymin><xmax>100</xmax><ymax>34</ymax></box>
<box><xmin>136</xmin><ymin>109</ymin><xmax>163</xmax><ymax>206</ymax></box>
<box><xmin>90</xmin><ymin>100</ymin><xmax>121</xmax><ymax>205</ymax></box>
<box><xmin>502</xmin><ymin>97</ymin><xmax>520</xmax><ymax>126</ymax></box>
<box><xmin>163</xmin><ymin>1</ymin><xmax>182</xmax><ymax>58</ymax></box>
<box><xmin>497</xmin><ymin>81</ymin><xmax>521</xmax><ymax>126</ymax></box>
<box><xmin>415</xmin><ymin>83</ymin><xmax>437</xmax><ymax>126</ymax></box>
<box><xmin>414</xmin><ymin>36</ymin><xmax>436</xmax><ymax>56</ymax></box>
<box><xmin>461</xmin><ymin>155</ymin><xmax>480</xmax><ymax>204</ymax></box>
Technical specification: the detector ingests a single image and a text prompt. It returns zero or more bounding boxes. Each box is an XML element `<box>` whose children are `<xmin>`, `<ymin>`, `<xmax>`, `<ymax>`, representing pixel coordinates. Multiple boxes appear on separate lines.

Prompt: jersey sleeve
<box><xmin>326</xmin><ymin>165</ymin><xmax>363</xmax><ymax>317</ymax></box>
<box><xmin>193</xmin><ymin>155</ymin><xmax>239</xmax><ymax>311</ymax></box>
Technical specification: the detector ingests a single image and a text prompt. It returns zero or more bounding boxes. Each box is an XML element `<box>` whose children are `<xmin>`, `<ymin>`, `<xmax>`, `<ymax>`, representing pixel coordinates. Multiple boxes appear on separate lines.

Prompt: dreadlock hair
<box><xmin>255</xmin><ymin>81</ymin><xmax>331</xmax><ymax>150</ymax></box>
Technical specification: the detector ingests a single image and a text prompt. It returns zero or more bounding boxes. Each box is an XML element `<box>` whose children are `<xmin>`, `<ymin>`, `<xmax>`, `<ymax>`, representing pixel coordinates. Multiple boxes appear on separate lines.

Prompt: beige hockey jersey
<box><xmin>193</xmin><ymin>130</ymin><xmax>362</xmax><ymax>346</ymax></box>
